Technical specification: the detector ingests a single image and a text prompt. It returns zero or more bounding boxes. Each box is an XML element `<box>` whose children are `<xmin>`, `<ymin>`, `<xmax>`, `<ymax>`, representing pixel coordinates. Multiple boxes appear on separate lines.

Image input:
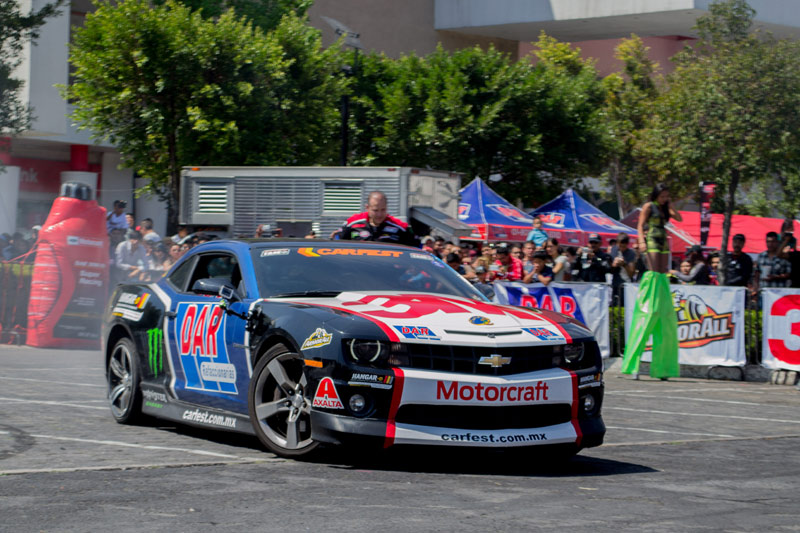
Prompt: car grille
<box><xmin>395</xmin><ymin>404</ymin><xmax>572</xmax><ymax>430</ymax></box>
<box><xmin>398</xmin><ymin>344</ymin><xmax>567</xmax><ymax>376</ymax></box>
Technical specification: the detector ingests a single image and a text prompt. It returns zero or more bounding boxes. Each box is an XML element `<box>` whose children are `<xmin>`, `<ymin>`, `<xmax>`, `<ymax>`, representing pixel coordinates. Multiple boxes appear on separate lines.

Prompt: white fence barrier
<box><xmin>623</xmin><ymin>283</ymin><xmax>746</xmax><ymax>367</ymax></box>
<box><xmin>761</xmin><ymin>288</ymin><xmax>800</xmax><ymax>371</ymax></box>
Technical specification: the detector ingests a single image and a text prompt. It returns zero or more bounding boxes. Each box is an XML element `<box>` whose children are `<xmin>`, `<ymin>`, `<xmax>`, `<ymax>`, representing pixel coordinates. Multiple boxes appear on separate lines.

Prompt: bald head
<box><xmin>366</xmin><ymin>191</ymin><xmax>388</xmax><ymax>226</ymax></box>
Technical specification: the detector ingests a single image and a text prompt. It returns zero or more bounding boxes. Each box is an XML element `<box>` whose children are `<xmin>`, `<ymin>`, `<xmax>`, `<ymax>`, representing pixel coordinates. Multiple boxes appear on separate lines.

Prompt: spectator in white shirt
<box><xmin>106</xmin><ymin>200</ymin><xmax>129</xmax><ymax>234</ymax></box>
<box><xmin>115</xmin><ymin>230</ymin><xmax>149</xmax><ymax>280</ymax></box>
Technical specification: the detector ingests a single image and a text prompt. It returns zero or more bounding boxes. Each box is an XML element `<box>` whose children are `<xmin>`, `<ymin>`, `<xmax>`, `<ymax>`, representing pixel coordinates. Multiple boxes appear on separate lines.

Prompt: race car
<box><xmin>103</xmin><ymin>240</ymin><xmax>605</xmax><ymax>458</ymax></box>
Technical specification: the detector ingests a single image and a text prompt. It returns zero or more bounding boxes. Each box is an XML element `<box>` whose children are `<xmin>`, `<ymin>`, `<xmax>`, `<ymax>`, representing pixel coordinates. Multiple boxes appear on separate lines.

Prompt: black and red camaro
<box><xmin>103</xmin><ymin>240</ymin><xmax>605</xmax><ymax>458</ymax></box>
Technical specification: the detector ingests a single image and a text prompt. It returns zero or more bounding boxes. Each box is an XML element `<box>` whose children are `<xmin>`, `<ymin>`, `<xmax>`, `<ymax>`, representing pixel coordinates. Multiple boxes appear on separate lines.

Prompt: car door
<box><xmin>164</xmin><ymin>251</ymin><xmax>252</xmax><ymax>415</ymax></box>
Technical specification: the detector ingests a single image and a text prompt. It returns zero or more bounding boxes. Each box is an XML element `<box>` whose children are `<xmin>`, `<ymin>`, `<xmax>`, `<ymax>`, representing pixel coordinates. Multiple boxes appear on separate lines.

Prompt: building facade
<box><xmin>3</xmin><ymin>0</ymin><xmax>799</xmax><ymax>237</ymax></box>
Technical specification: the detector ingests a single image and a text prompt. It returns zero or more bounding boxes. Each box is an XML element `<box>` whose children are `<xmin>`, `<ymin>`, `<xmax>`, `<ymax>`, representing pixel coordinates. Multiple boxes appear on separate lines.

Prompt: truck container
<box><xmin>179</xmin><ymin>166</ymin><xmax>473</xmax><ymax>239</ymax></box>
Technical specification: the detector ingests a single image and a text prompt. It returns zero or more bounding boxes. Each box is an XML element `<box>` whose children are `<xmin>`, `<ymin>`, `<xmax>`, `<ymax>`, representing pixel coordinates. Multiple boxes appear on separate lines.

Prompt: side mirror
<box><xmin>191</xmin><ymin>278</ymin><xmax>240</xmax><ymax>302</ymax></box>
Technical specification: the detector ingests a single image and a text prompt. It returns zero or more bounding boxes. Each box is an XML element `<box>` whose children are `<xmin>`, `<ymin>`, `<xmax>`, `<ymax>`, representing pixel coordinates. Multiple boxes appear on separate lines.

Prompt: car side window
<box><xmin>188</xmin><ymin>253</ymin><xmax>245</xmax><ymax>296</ymax></box>
<box><xmin>166</xmin><ymin>257</ymin><xmax>195</xmax><ymax>292</ymax></box>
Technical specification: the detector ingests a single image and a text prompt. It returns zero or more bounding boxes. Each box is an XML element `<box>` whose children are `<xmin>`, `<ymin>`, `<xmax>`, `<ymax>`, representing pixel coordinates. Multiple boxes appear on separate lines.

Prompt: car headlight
<box><xmin>348</xmin><ymin>339</ymin><xmax>385</xmax><ymax>363</ymax></box>
<box><xmin>563</xmin><ymin>343</ymin><xmax>585</xmax><ymax>364</ymax></box>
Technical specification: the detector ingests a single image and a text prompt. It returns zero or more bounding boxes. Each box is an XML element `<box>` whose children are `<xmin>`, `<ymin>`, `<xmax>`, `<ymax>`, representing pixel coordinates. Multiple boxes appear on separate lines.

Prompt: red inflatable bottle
<box><xmin>27</xmin><ymin>182</ymin><xmax>110</xmax><ymax>348</ymax></box>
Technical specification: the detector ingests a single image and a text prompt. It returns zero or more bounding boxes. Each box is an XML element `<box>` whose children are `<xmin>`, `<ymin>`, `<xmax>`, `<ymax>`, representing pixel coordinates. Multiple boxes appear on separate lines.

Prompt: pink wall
<box><xmin>519</xmin><ymin>35</ymin><xmax>696</xmax><ymax>78</ymax></box>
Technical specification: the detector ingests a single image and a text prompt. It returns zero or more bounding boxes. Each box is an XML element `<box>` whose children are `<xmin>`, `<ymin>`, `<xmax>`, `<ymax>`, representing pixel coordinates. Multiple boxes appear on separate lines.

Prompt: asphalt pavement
<box><xmin>1</xmin><ymin>345</ymin><xmax>799</xmax><ymax>532</ymax></box>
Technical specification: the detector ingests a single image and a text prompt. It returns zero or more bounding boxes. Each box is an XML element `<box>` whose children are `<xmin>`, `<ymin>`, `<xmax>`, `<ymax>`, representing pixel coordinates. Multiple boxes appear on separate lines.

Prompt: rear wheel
<box><xmin>249</xmin><ymin>343</ymin><xmax>318</xmax><ymax>457</ymax></box>
<box><xmin>107</xmin><ymin>337</ymin><xmax>142</xmax><ymax>424</ymax></box>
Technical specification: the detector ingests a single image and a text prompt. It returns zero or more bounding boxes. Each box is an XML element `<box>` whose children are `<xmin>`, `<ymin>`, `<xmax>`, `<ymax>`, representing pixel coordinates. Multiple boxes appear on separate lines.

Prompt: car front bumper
<box><xmin>310</xmin><ymin>366</ymin><xmax>605</xmax><ymax>449</ymax></box>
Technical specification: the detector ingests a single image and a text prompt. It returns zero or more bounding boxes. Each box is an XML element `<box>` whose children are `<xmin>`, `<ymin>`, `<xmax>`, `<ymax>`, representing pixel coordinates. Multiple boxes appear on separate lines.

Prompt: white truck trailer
<box><xmin>179</xmin><ymin>166</ymin><xmax>473</xmax><ymax>239</ymax></box>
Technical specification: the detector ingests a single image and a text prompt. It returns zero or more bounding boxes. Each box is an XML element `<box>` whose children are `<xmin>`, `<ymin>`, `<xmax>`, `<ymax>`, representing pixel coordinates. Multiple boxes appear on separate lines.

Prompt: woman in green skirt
<box><xmin>622</xmin><ymin>184</ymin><xmax>683</xmax><ymax>380</ymax></box>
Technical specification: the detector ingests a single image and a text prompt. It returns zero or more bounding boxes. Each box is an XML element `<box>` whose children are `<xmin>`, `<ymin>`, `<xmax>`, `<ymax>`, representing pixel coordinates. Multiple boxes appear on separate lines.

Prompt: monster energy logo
<box><xmin>147</xmin><ymin>328</ymin><xmax>164</xmax><ymax>377</ymax></box>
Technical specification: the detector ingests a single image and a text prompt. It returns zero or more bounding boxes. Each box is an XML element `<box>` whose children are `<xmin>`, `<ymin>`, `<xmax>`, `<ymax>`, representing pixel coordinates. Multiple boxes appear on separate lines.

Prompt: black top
<box><xmin>726</xmin><ymin>252</ymin><xmax>753</xmax><ymax>287</ymax></box>
<box><xmin>578</xmin><ymin>250</ymin><xmax>612</xmax><ymax>282</ymax></box>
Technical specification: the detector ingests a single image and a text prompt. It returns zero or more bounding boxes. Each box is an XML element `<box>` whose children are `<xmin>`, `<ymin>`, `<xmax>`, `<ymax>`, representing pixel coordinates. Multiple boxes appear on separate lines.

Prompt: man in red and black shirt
<box><xmin>492</xmin><ymin>244</ymin><xmax>523</xmax><ymax>281</ymax></box>
<box><xmin>340</xmin><ymin>191</ymin><xmax>419</xmax><ymax>247</ymax></box>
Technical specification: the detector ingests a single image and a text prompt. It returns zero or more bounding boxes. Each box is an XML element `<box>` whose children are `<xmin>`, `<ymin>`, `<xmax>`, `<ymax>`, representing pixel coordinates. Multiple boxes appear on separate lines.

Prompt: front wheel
<box><xmin>107</xmin><ymin>337</ymin><xmax>142</xmax><ymax>424</ymax></box>
<box><xmin>249</xmin><ymin>343</ymin><xmax>318</xmax><ymax>457</ymax></box>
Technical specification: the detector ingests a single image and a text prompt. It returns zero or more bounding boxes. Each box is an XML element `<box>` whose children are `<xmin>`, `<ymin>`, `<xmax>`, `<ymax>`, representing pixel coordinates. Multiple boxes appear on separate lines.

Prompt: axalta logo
<box><xmin>436</xmin><ymin>380</ymin><xmax>549</xmax><ymax>403</ymax></box>
<box><xmin>312</xmin><ymin>377</ymin><xmax>343</xmax><ymax>409</ymax></box>
<box><xmin>673</xmin><ymin>291</ymin><xmax>734</xmax><ymax>348</ymax></box>
<box><xmin>394</xmin><ymin>325</ymin><xmax>440</xmax><ymax>340</ymax></box>
<box><xmin>67</xmin><ymin>236</ymin><xmax>104</xmax><ymax>247</ymax></box>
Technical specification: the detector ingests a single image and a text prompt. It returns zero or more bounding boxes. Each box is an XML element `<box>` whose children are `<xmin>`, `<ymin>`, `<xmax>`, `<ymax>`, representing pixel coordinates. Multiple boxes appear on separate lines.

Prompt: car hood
<box><xmin>264</xmin><ymin>291</ymin><xmax>592</xmax><ymax>346</ymax></box>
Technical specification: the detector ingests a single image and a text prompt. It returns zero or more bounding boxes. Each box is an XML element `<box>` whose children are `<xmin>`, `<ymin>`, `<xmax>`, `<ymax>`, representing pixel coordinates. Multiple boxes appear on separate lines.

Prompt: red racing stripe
<box><xmin>566</xmin><ymin>369</ymin><xmax>583</xmax><ymax>448</ymax></box>
<box><xmin>534</xmin><ymin>312</ymin><xmax>573</xmax><ymax>343</ymax></box>
<box><xmin>383</xmin><ymin>367</ymin><xmax>405</xmax><ymax>448</ymax></box>
<box><xmin>273</xmin><ymin>300</ymin><xmax>401</xmax><ymax>342</ymax></box>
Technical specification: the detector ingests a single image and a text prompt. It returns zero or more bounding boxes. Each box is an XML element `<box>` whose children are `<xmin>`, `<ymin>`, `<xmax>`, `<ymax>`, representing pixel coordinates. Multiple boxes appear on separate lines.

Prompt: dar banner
<box><xmin>761</xmin><ymin>288</ymin><xmax>800</xmax><ymax>371</ymax></box>
<box><xmin>624</xmin><ymin>283</ymin><xmax>745</xmax><ymax>366</ymax></box>
<box><xmin>493</xmin><ymin>282</ymin><xmax>611</xmax><ymax>358</ymax></box>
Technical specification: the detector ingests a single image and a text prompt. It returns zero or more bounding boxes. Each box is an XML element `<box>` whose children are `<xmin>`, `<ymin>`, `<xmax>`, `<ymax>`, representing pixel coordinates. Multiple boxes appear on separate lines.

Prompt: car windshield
<box><xmin>250</xmin><ymin>245</ymin><xmax>486</xmax><ymax>300</ymax></box>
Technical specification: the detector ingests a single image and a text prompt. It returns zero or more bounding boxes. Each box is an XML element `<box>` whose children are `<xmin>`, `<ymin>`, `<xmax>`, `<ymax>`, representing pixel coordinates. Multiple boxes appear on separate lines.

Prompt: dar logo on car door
<box><xmin>174</xmin><ymin>302</ymin><xmax>238</xmax><ymax>394</ymax></box>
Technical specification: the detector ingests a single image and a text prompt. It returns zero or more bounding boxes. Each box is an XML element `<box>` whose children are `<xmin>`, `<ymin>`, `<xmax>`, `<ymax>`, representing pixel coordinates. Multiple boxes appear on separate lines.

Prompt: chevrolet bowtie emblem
<box><xmin>478</xmin><ymin>354</ymin><xmax>512</xmax><ymax>368</ymax></box>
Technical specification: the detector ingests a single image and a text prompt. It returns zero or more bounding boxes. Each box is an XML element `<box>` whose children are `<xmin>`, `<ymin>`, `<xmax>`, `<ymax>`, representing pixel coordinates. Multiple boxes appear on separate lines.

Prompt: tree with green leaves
<box><xmin>639</xmin><ymin>0</ymin><xmax>800</xmax><ymax>284</ymax></box>
<box><xmin>66</xmin><ymin>0</ymin><xmax>345</xmax><ymax>232</ymax></box>
<box><xmin>349</xmin><ymin>34</ymin><xmax>608</xmax><ymax>206</ymax></box>
<box><xmin>0</xmin><ymin>0</ymin><xmax>63</xmax><ymax>142</ymax></box>
<box><xmin>601</xmin><ymin>35</ymin><xmax>681</xmax><ymax>217</ymax></box>
<box><xmin>154</xmin><ymin>0</ymin><xmax>310</xmax><ymax>32</ymax></box>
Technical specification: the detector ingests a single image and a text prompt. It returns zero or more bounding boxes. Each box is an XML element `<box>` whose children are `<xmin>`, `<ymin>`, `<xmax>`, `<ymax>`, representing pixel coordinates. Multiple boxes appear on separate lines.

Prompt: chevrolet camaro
<box><xmin>103</xmin><ymin>240</ymin><xmax>605</xmax><ymax>458</ymax></box>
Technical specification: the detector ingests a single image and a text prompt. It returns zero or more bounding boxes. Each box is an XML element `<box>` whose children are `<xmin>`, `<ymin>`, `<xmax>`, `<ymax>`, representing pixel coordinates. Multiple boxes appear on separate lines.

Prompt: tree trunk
<box><xmin>166</xmin><ymin>134</ymin><xmax>180</xmax><ymax>236</ymax></box>
<box><xmin>718</xmin><ymin>168</ymin><xmax>740</xmax><ymax>287</ymax></box>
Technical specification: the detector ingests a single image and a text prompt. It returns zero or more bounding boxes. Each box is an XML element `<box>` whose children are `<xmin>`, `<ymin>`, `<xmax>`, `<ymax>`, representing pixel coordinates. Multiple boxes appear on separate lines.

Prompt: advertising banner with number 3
<box><xmin>762</xmin><ymin>289</ymin><xmax>800</xmax><ymax>371</ymax></box>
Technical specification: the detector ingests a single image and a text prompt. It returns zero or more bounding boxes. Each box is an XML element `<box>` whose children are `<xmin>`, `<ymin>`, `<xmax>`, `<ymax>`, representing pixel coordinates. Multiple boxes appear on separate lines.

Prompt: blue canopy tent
<box><xmin>458</xmin><ymin>178</ymin><xmax>535</xmax><ymax>242</ymax></box>
<box><xmin>530</xmin><ymin>189</ymin><xmax>637</xmax><ymax>247</ymax></box>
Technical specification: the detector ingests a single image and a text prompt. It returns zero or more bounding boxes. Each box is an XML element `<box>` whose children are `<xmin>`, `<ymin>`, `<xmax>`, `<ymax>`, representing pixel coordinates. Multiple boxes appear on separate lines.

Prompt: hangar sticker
<box><xmin>174</xmin><ymin>302</ymin><xmax>237</xmax><ymax>394</ymax></box>
<box><xmin>112</xmin><ymin>292</ymin><xmax>150</xmax><ymax>321</ymax></box>
<box><xmin>349</xmin><ymin>372</ymin><xmax>394</xmax><ymax>389</ymax></box>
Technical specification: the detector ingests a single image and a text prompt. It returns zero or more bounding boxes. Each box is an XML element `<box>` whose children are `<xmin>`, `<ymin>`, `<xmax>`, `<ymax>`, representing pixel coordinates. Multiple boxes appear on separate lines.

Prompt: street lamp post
<box><xmin>322</xmin><ymin>16</ymin><xmax>362</xmax><ymax>167</ymax></box>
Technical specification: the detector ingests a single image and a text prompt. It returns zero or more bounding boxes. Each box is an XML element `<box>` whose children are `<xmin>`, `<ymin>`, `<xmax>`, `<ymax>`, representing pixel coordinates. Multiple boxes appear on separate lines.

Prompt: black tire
<box><xmin>249</xmin><ymin>343</ymin><xmax>319</xmax><ymax>458</ymax></box>
<box><xmin>107</xmin><ymin>337</ymin><xmax>143</xmax><ymax>424</ymax></box>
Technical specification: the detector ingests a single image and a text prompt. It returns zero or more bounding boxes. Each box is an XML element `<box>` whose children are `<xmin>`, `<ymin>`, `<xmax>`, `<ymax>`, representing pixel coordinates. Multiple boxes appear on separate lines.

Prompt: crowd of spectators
<box><xmin>106</xmin><ymin>199</ymin><xmax>217</xmax><ymax>285</ymax></box>
<box><xmin>0</xmin><ymin>227</ymin><xmax>39</xmax><ymax>262</ymax></box>
<box><xmin>425</xmin><ymin>218</ymin><xmax>799</xmax><ymax>303</ymax></box>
